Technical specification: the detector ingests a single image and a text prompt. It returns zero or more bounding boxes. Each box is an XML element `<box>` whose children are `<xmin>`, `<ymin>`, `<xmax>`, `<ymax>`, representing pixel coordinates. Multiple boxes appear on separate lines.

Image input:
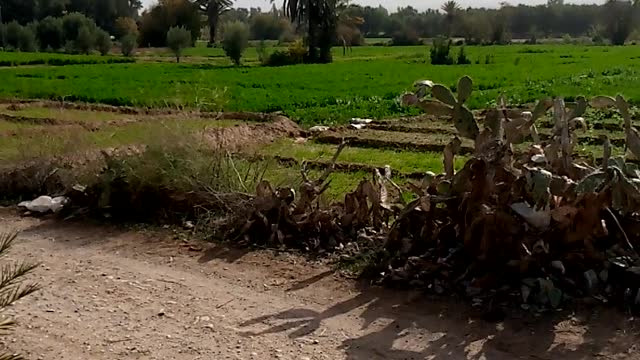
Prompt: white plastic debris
<box><xmin>18</xmin><ymin>196</ymin><xmax>68</xmax><ymax>213</ymax></box>
<box><xmin>414</xmin><ymin>80</ymin><xmax>434</xmax><ymax>98</ymax></box>
<box><xmin>308</xmin><ymin>125</ymin><xmax>330</xmax><ymax>133</ymax></box>
<box><xmin>350</xmin><ymin>123</ymin><xmax>367</xmax><ymax>130</ymax></box>
<box><xmin>350</xmin><ymin>118</ymin><xmax>373</xmax><ymax>125</ymax></box>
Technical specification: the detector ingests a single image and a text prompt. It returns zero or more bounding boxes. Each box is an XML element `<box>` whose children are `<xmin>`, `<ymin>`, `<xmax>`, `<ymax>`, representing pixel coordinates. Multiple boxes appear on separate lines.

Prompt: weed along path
<box><xmin>1</xmin><ymin>211</ymin><xmax>639</xmax><ymax>360</ymax></box>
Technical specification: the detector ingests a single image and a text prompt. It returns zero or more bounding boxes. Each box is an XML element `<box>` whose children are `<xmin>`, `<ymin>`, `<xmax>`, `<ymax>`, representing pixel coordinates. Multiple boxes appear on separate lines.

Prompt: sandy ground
<box><xmin>1</xmin><ymin>210</ymin><xmax>639</xmax><ymax>360</ymax></box>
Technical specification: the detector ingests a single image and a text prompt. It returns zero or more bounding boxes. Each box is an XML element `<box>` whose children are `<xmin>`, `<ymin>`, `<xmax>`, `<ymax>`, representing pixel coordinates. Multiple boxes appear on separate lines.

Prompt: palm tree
<box><xmin>194</xmin><ymin>0</ymin><xmax>234</xmax><ymax>45</ymax></box>
<box><xmin>441</xmin><ymin>0</ymin><xmax>462</xmax><ymax>37</ymax></box>
<box><xmin>277</xmin><ymin>0</ymin><xmax>338</xmax><ymax>63</ymax></box>
<box><xmin>0</xmin><ymin>232</ymin><xmax>39</xmax><ymax>360</ymax></box>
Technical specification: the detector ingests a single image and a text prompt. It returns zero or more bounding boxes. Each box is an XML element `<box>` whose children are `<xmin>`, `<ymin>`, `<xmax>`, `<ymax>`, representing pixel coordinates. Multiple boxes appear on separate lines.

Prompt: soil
<box><xmin>203</xmin><ymin>118</ymin><xmax>302</xmax><ymax>152</ymax></box>
<box><xmin>1</xmin><ymin>210</ymin><xmax>639</xmax><ymax>360</ymax></box>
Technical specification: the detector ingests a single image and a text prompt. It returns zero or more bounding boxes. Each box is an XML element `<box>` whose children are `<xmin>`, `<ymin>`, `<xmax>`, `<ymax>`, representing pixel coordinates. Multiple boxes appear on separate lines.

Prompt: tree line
<box><xmin>0</xmin><ymin>0</ymin><xmax>639</xmax><ymax>63</ymax></box>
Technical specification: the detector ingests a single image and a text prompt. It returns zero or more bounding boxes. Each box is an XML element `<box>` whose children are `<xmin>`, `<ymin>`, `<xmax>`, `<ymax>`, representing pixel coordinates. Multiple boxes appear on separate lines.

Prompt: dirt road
<box><xmin>1</xmin><ymin>210</ymin><xmax>639</xmax><ymax>360</ymax></box>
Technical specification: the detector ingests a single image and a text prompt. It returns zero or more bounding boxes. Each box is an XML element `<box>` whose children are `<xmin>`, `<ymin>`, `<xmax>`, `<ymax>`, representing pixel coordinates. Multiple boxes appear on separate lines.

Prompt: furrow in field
<box><xmin>314</xmin><ymin>129</ymin><xmax>476</xmax><ymax>155</ymax></box>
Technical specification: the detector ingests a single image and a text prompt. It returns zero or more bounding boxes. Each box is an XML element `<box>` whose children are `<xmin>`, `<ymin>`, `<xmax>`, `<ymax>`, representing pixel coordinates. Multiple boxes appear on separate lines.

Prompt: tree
<box><xmin>139</xmin><ymin>0</ymin><xmax>200</xmax><ymax>47</ymax></box>
<box><xmin>62</xmin><ymin>12</ymin><xmax>96</xmax><ymax>42</ymax></box>
<box><xmin>222</xmin><ymin>20</ymin><xmax>249</xmax><ymax>64</ymax></box>
<box><xmin>4</xmin><ymin>21</ymin><xmax>23</xmax><ymax>49</ymax></box>
<box><xmin>602</xmin><ymin>0</ymin><xmax>638</xmax><ymax>45</ymax></box>
<box><xmin>279</xmin><ymin>0</ymin><xmax>338</xmax><ymax>63</ymax></box>
<box><xmin>167</xmin><ymin>26</ymin><xmax>191</xmax><ymax>62</ymax></box>
<box><xmin>121</xmin><ymin>32</ymin><xmax>136</xmax><ymax>56</ymax></box>
<box><xmin>94</xmin><ymin>28</ymin><xmax>112</xmax><ymax>55</ymax></box>
<box><xmin>114</xmin><ymin>16</ymin><xmax>138</xmax><ymax>39</ymax></box>
<box><xmin>0</xmin><ymin>0</ymin><xmax>38</xmax><ymax>24</ymax></box>
<box><xmin>36</xmin><ymin>16</ymin><xmax>65</xmax><ymax>50</ymax></box>
<box><xmin>194</xmin><ymin>0</ymin><xmax>233</xmax><ymax>45</ymax></box>
<box><xmin>441</xmin><ymin>0</ymin><xmax>461</xmax><ymax>37</ymax></box>
<box><xmin>76</xmin><ymin>25</ymin><xmax>95</xmax><ymax>53</ymax></box>
<box><xmin>38</xmin><ymin>0</ymin><xmax>70</xmax><ymax>19</ymax></box>
<box><xmin>0</xmin><ymin>232</ymin><xmax>39</xmax><ymax>360</ymax></box>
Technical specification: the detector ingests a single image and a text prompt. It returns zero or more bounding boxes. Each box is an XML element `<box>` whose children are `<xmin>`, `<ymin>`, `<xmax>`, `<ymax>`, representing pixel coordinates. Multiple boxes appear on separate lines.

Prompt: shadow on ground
<box><xmin>239</xmin><ymin>273</ymin><xmax>640</xmax><ymax>360</ymax></box>
<box><xmin>11</xmin><ymin>215</ymin><xmax>640</xmax><ymax>360</ymax></box>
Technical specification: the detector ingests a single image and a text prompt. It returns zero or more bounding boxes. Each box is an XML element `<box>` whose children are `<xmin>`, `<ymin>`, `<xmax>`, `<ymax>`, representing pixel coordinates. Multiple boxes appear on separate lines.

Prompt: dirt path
<box><xmin>1</xmin><ymin>211</ymin><xmax>639</xmax><ymax>360</ymax></box>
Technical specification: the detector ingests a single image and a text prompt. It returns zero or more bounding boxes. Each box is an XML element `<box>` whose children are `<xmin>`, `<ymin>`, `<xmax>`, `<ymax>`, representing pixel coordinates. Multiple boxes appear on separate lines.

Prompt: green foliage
<box><xmin>263</xmin><ymin>39</ymin><xmax>306</xmax><ymax>66</ymax></box>
<box><xmin>390</xmin><ymin>28</ymin><xmax>421</xmax><ymax>46</ymax></box>
<box><xmin>249</xmin><ymin>14</ymin><xmax>291</xmax><ymax>40</ymax></box>
<box><xmin>139</xmin><ymin>0</ymin><xmax>200</xmax><ymax>48</ymax></box>
<box><xmin>76</xmin><ymin>26</ymin><xmax>95</xmax><ymax>54</ymax></box>
<box><xmin>120</xmin><ymin>33</ymin><xmax>137</xmax><ymax>57</ymax></box>
<box><xmin>114</xmin><ymin>17</ymin><xmax>138</xmax><ymax>39</ymax></box>
<box><xmin>0</xmin><ymin>24</ymin><xmax>6</xmax><ymax>49</ymax></box>
<box><xmin>36</xmin><ymin>16</ymin><xmax>64</xmax><ymax>51</ymax></box>
<box><xmin>287</xmin><ymin>39</ymin><xmax>307</xmax><ymax>63</ymax></box>
<box><xmin>17</xmin><ymin>25</ymin><xmax>38</xmax><ymax>52</ymax></box>
<box><xmin>62</xmin><ymin>12</ymin><xmax>96</xmax><ymax>43</ymax></box>
<box><xmin>167</xmin><ymin>26</ymin><xmax>192</xmax><ymax>63</ymax></box>
<box><xmin>222</xmin><ymin>21</ymin><xmax>250</xmax><ymax>66</ymax></box>
<box><xmin>430</xmin><ymin>37</ymin><xmax>454</xmax><ymax>65</ymax></box>
<box><xmin>456</xmin><ymin>46</ymin><xmax>471</xmax><ymax>65</ymax></box>
<box><xmin>94</xmin><ymin>29</ymin><xmax>112</xmax><ymax>56</ymax></box>
<box><xmin>603</xmin><ymin>0</ymin><xmax>638</xmax><ymax>45</ymax></box>
<box><xmin>4</xmin><ymin>21</ymin><xmax>23</xmax><ymax>50</ymax></box>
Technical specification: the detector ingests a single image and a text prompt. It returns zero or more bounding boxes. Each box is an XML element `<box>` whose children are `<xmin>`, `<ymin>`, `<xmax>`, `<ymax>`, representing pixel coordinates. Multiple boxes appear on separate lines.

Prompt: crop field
<box><xmin>2</xmin><ymin>45</ymin><xmax>640</xmax><ymax>125</ymax></box>
<box><xmin>0</xmin><ymin>44</ymin><xmax>639</xmax><ymax>201</ymax></box>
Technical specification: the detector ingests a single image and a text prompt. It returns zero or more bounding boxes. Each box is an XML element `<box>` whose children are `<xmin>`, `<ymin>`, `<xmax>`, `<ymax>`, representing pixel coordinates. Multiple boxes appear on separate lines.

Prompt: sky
<box><xmin>140</xmin><ymin>0</ymin><xmax>602</xmax><ymax>12</ymax></box>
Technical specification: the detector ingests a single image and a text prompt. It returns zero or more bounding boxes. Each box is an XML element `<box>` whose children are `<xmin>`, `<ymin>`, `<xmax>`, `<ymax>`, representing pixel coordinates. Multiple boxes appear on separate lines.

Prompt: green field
<box><xmin>2</xmin><ymin>45</ymin><xmax>640</xmax><ymax>125</ymax></box>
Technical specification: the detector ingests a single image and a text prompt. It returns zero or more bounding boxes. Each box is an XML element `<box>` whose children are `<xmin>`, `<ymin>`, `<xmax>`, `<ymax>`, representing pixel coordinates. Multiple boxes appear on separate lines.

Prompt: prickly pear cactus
<box><xmin>402</xmin><ymin>76</ymin><xmax>479</xmax><ymax>140</ymax></box>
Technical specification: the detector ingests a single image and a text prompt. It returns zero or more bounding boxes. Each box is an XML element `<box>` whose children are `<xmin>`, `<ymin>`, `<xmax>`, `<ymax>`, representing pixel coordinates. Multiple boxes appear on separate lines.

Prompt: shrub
<box><xmin>17</xmin><ymin>25</ymin><xmax>38</xmax><ymax>52</ymax></box>
<box><xmin>263</xmin><ymin>39</ymin><xmax>306</xmax><ymax>67</ymax></box>
<box><xmin>222</xmin><ymin>21</ymin><xmax>250</xmax><ymax>66</ymax></box>
<box><xmin>95</xmin><ymin>29</ymin><xmax>112</xmax><ymax>55</ymax></box>
<box><xmin>391</xmin><ymin>29</ymin><xmax>421</xmax><ymax>46</ymax></box>
<box><xmin>167</xmin><ymin>26</ymin><xmax>191</xmax><ymax>63</ymax></box>
<box><xmin>288</xmin><ymin>39</ymin><xmax>307</xmax><ymax>63</ymax></box>
<box><xmin>265</xmin><ymin>50</ymin><xmax>294</xmax><ymax>66</ymax></box>
<box><xmin>430</xmin><ymin>37</ymin><xmax>454</xmax><ymax>65</ymax></box>
<box><xmin>76</xmin><ymin>26</ymin><xmax>95</xmax><ymax>54</ymax></box>
<box><xmin>115</xmin><ymin>17</ymin><xmax>139</xmax><ymax>39</ymax></box>
<box><xmin>456</xmin><ymin>46</ymin><xmax>471</xmax><ymax>65</ymax></box>
<box><xmin>121</xmin><ymin>33</ymin><xmax>137</xmax><ymax>57</ymax></box>
<box><xmin>37</xmin><ymin>16</ymin><xmax>64</xmax><ymax>51</ymax></box>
